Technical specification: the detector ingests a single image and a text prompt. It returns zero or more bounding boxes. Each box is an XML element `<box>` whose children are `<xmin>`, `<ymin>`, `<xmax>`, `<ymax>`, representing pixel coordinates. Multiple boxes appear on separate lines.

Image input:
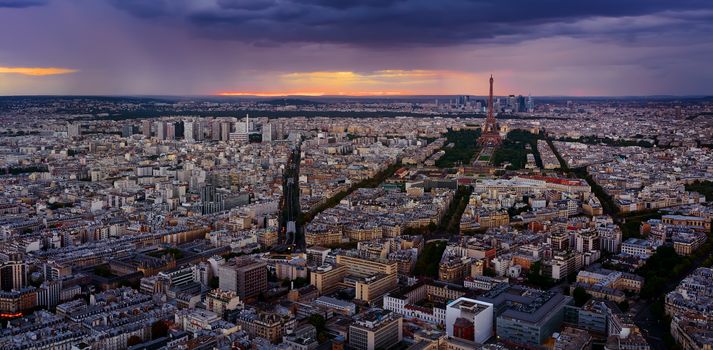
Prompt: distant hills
<box><xmin>258</xmin><ymin>98</ymin><xmax>324</xmax><ymax>106</ymax></box>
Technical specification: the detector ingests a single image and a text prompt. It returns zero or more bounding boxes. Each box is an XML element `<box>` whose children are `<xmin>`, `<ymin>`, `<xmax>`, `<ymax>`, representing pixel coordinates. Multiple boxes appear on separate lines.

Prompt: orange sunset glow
<box><xmin>217</xmin><ymin>91</ymin><xmax>407</xmax><ymax>97</ymax></box>
<box><xmin>216</xmin><ymin>70</ymin><xmax>501</xmax><ymax>96</ymax></box>
<box><xmin>0</xmin><ymin>66</ymin><xmax>78</xmax><ymax>76</ymax></box>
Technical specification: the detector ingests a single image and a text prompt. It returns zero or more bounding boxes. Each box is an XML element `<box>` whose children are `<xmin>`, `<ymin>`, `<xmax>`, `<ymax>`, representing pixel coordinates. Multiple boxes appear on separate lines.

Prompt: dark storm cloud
<box><xmin>0</xmin><ymin>0</ymin><xmax>47</xmax><ymax>8</ymax></box>
<box><xmin>3</xmin><ymin>0</ymin><xmax>713</xmax><ymax>95</ymax></box>
<box><xmin>110</xmin><ymin>0</ymin><xmax>713</xmax><ymax>46</ymax></box>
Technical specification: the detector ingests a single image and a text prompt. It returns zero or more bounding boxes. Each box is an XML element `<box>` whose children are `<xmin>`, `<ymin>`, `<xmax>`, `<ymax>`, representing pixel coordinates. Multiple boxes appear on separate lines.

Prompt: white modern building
<box><xmin>445</xmin><ymin>297</ymin><xmax>494</xmax><ymax>344</ymax></box>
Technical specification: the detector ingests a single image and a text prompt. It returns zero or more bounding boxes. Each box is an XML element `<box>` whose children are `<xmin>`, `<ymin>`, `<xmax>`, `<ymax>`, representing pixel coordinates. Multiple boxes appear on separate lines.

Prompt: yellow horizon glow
<box><xmin>0</xmin><ymin>66</ymin><xmax>78</xmax><ymax>76</ymax></box>
<box><xmin>216</xmin><ymin>70</ymin><xmax>508</xmax><ymax>96</ymax></box>
<box><xmin>217</xmin><ymin>70</ymin><xmax>473</xmax><ymax>96</ymax></box>
<box><xmin>217</xmin><ymin>91</ymin><xmax>407</xmax><ymax>97</ymax></box>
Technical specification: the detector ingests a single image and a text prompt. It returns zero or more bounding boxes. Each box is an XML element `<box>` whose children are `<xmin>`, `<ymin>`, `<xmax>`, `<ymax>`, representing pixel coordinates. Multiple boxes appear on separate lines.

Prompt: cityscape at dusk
<box><xmin>1</xmin><ymin>1</ymin><xmax>713</xmax><ymax>350</ymax></box>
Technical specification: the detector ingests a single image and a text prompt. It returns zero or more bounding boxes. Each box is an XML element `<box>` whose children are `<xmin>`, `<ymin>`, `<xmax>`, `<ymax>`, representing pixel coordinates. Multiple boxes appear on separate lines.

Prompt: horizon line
<box><xmin>1</xmin><ymin>93</ymin><xmax>712</xmax><ymax>99</ymax></box>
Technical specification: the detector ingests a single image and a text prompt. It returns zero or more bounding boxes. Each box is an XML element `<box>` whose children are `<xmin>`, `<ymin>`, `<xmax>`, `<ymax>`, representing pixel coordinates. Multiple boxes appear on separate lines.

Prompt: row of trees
<box><xmin>301</xmin><ymin>162</ymin><xmax>402</xmax><ymax>224</ymax></box>
<box><xmin>638</xmin><ymin>227</ymin><xmax>713</xmax><ymax>299</ymax></box>
<box><xmin>435</xmin><ymin>128</ymin><xmax>481</xmax><ymax>168</ymax></box>
<box><xmin>547</xmin><ymin>136</ymin><xmax>622</xmax><ymax>216</ymax></box>
<box><xmin>414</xmin><ymin>241</ymin><xmax>448</xmax><ymax>277</ymax></box>
<box><xmin>439</xmin><ymin>186</ymin><xmax>474</xmax><ymax>234</ymax></box>
<box><xmin>0</xmin><ymin>164</ymin><xmax>48</xmax><ymax>175</ymax></box>
<box><xmin>491</xmin><ymin>130</ymin><xmax>543</xmax><ymax>169</ymax></box>
<box><xmin>553</xmin><ymin>135</ymin><xmax>655</xmax><ymax>148</ymax></box>
<box><xmin>685</xmin><ymin>180</ymin><xmax>713</xmax><ymax>202</ymax></box>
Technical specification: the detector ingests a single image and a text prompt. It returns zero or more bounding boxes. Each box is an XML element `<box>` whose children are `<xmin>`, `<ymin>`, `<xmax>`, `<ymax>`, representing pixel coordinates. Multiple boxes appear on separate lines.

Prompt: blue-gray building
<box><xmin>564</xmin><ymin>298</ymin><xmax>620</xmax><ymax>335</ymax></box>
<box><xmin>477</xmin><ymin>283</ymin><xmax>573</xmax><ymax>348</ymax></box>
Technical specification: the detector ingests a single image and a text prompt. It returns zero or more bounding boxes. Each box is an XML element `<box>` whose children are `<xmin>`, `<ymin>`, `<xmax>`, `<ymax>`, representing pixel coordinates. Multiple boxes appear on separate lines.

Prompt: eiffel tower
<box><xmin>478</xmin><ymin>75</ymin><xmax>502</xmax><ymax>146</ymax></box>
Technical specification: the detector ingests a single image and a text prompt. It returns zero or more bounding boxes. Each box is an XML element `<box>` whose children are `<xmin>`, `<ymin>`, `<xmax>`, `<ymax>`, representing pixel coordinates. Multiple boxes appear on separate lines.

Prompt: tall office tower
<box><xmin>245</xmin><ymin>114</ymin><xmax>250</xmax><ymax>133</ymax></box>
<box><xmin>262</xmin><ymin>123</ymin><xmax>275</xmax><ymax>142</ymax></box>
<box><xmin>211</xmin><ymin>120</ymin><xmax>221</xmax><ymax>141</ymax></box>
<box><xmin>174</xmin><ymin>120</ymin><xmax>184</xmax><ymax>139</ymax></box>
<box><xmin>508</xmin><ymin>95</ymin><xmax>517</xmax><ymax>111</ymax></box>
<box><xmin>67</xmin><ymin>122</ymin><xmax>81</xmax><ymax>138</ymax></box>
<box><xmin>200</xmin><ymin>184</ymin><xmax>224</xmax><ymax>214</ymax></box>
<box><xmin>220</xmin><ymin>121</ymin><xmax>231</xmax><ymax>141</ymax></box>
<box><xmin>273</xmin><ymin>122</ymin><xmax>281</xmax><ymax>139</ymax></box>
<box><xmin>232</xmin><ymin>121</ymin><xmax>249</xmax><ymax>143</ymax></box>
<box><xmin>195</xmin><ymin>121</ymin><xmax>204</xmax><ymax>141</ymax></box>
<box><xmin>517</xmin><ymin>95</ymin><xmax>526</xmax><ymax>113</ymax></box>
<box><xmin>121</xmin><ymin>125</ymin><xmax>134</xmax><ymax>138</ymax></box>
<box><xmin>478</xmin><ymin>75</ymin><xmax>502</xmax><ymax>146</ymax></box>
<box><xmin>184</xmin><ymin>121</ymin><xmax>195</xmax><ymax>142</ymax></box>
<box><xmin>527</xmin><ymin>94</ymin><xmax>534</xmax><ymax>112</ymax></box>
<box><xmin>166</xmin><ymin>122</ymin><xmax>176</xmax><ymax>140</ymax></box>
<box><xmin>156</xmin><ymin>121</ymin><xmax>167</xmax><ymax>140</ymax></box>
<box><xmin>235</xmin><ymin>121</ymin><xmax>247</xmax><ymax>134</ymax></box>
<box><xmin>218</xmin><ymin>258</ymin><xmax>268</xmax><ymax>299</ymax></box>
<box><xmin>0</xmin><ymin>253</ymin><xmax>28</xmax><ymax>292</ymax></box>
<box><xmin>142</xmin><ymin>120</ymin><xmax>152</xmax><ymax>137</ymax></box>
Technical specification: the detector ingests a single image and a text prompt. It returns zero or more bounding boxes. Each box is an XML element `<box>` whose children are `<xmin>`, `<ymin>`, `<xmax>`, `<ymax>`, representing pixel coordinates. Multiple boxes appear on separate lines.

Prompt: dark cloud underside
<box><xmin>0</xmin><ymin>0</ymin><xmax>47</xmax><ymax>8</ymax></box>
<box><xmin>110</xmin><ymin>0</ymin><xmax>713</xmax><ymax>46</ymax></box>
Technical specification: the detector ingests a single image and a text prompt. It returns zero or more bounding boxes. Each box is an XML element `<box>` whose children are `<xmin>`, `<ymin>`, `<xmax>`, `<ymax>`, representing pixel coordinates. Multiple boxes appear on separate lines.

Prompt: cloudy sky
<box><xmin>1</xmin><ymin>0</ymin><xmax>713</xmax><ymax>96</ymax></box>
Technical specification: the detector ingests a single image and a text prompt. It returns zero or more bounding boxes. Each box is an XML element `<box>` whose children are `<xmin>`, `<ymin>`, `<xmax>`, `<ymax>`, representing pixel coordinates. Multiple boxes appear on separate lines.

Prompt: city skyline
<box><xmin>2</xmin><ymin>0</ymin><xmax>713</xmax><ymax>96</ymax></box>
<box><xmin>2</xmin><ymin>1</ymin><xmax>713</xmax><ymax>349</ymax></box>
<box><xmin>1</xmin><ymin>76</ymin><xmax>712</xmax><ymax>350</ymax></box>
